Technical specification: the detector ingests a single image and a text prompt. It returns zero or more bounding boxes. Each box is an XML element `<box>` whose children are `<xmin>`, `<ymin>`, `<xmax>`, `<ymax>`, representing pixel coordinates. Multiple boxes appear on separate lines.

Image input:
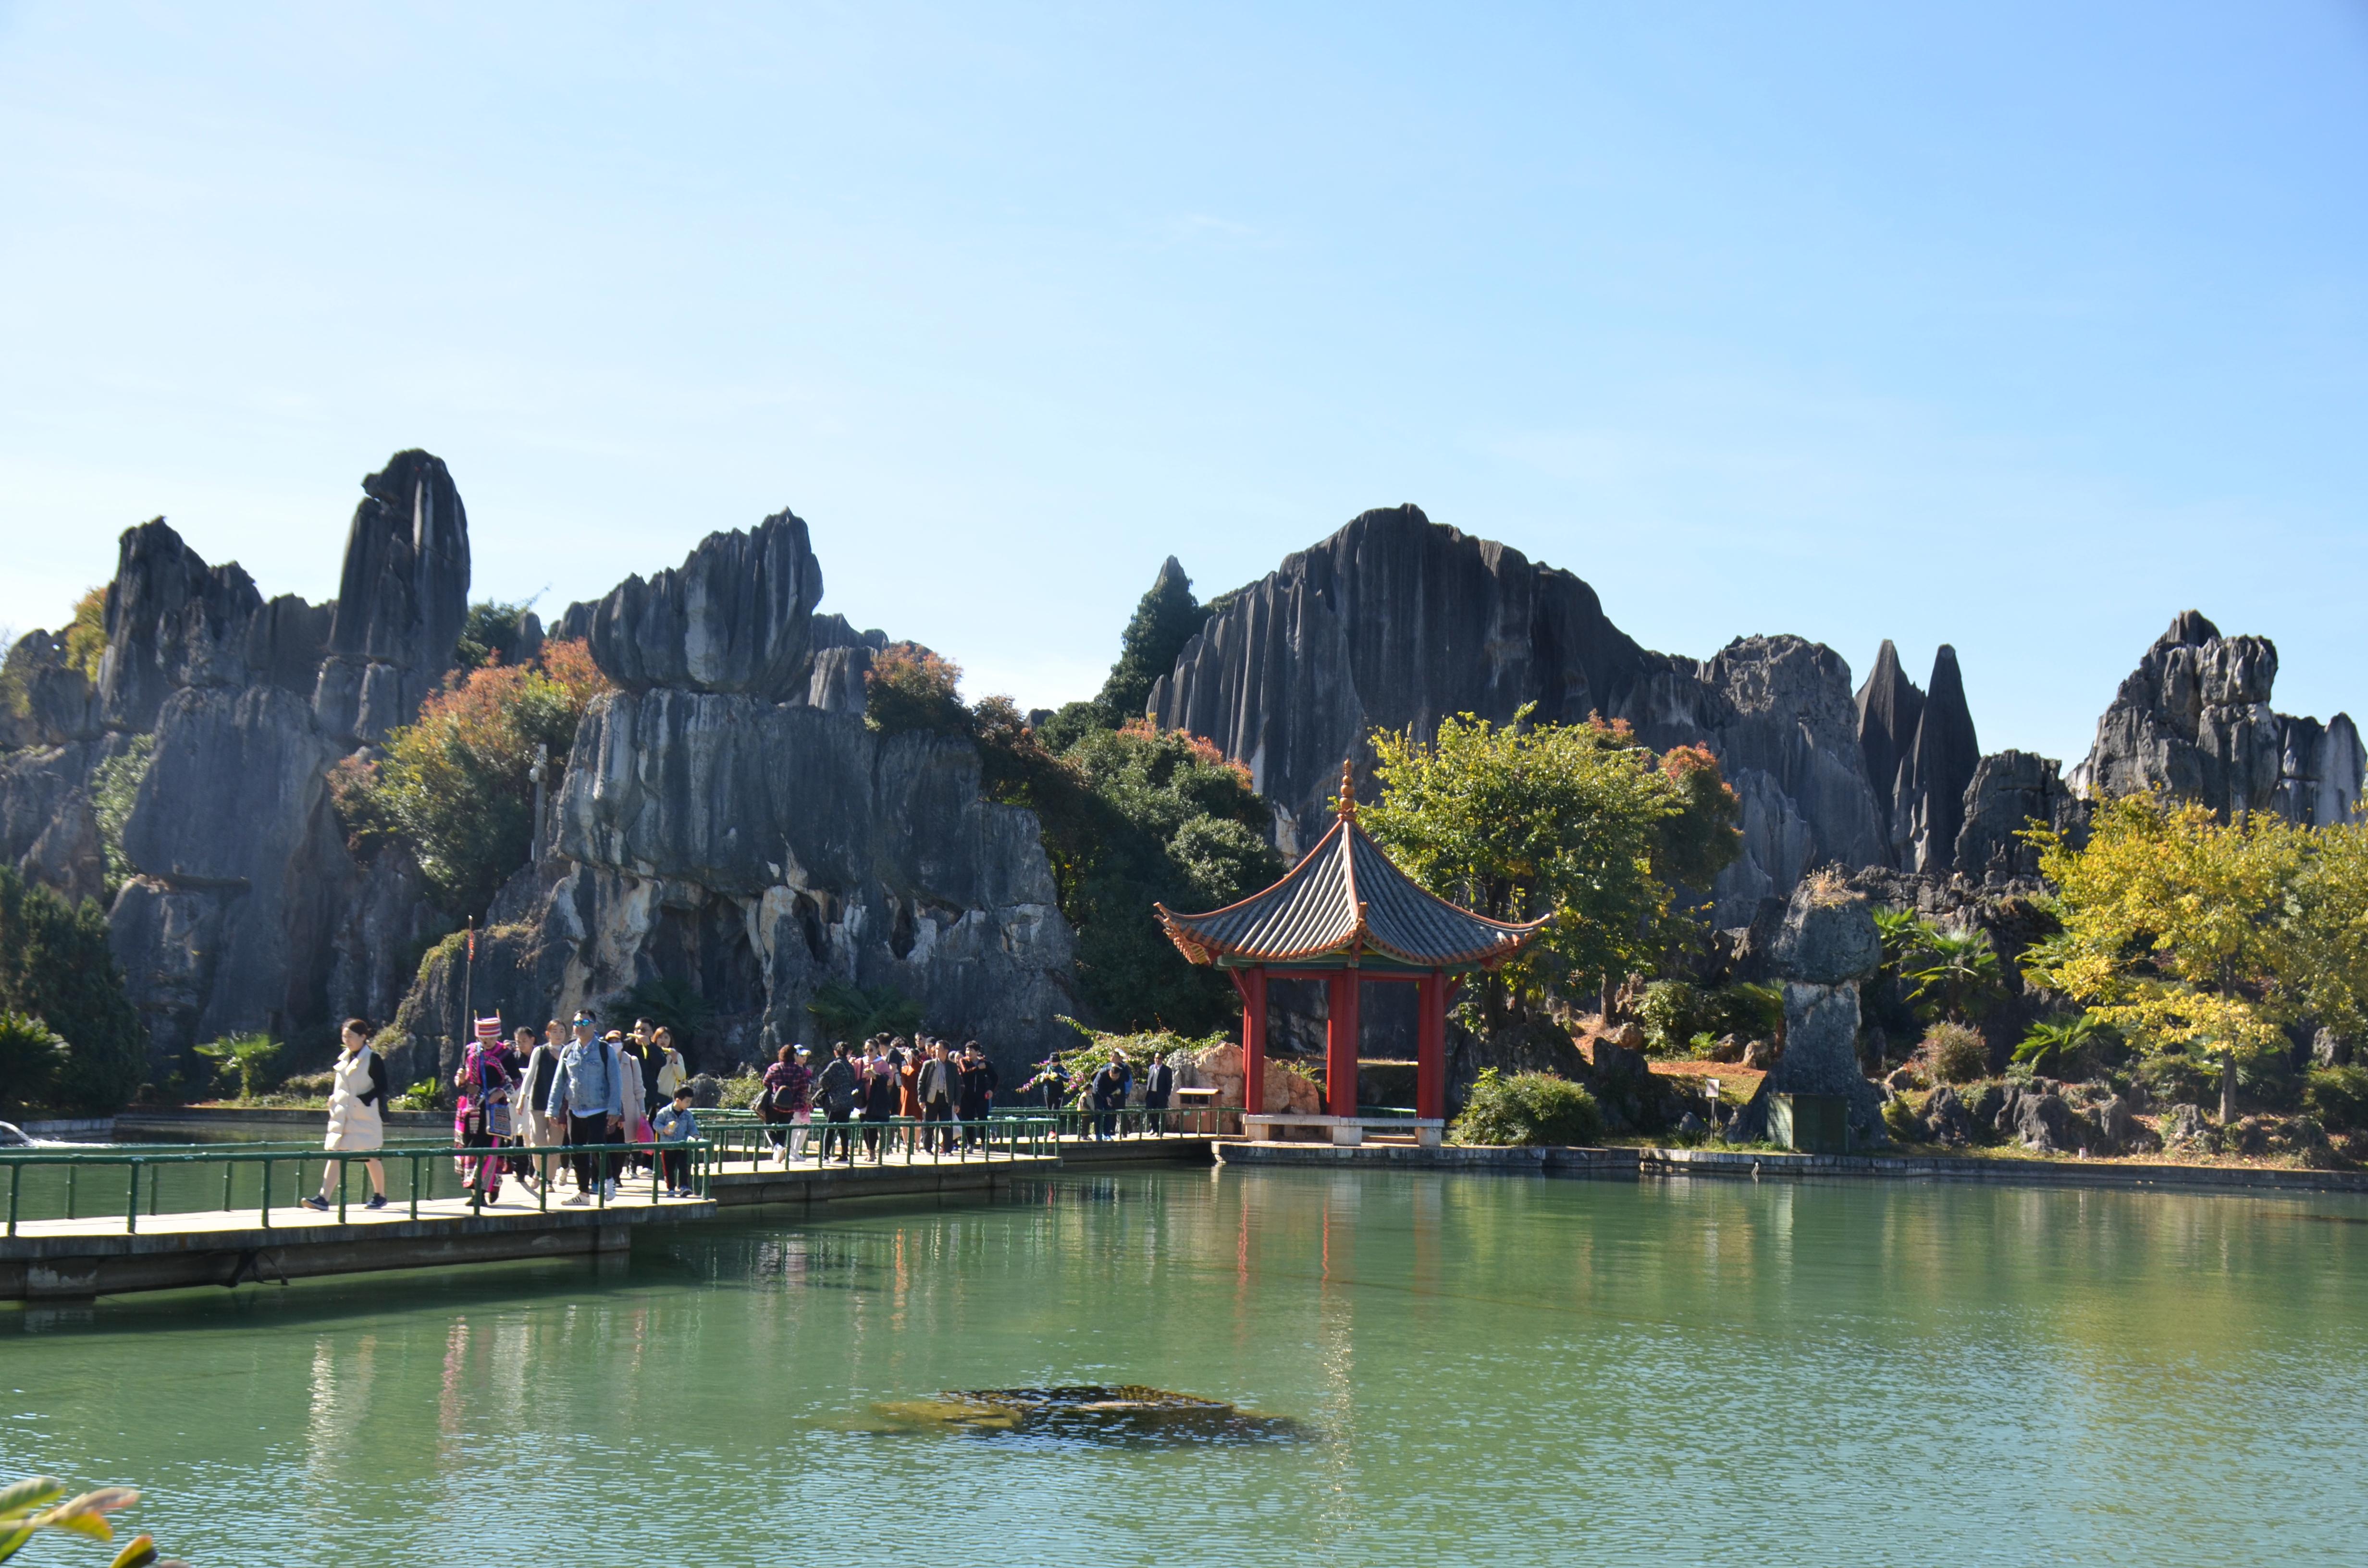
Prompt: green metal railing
<box><xmin>694</xmin><ymin>1113</ymin><xmax>1058</xmax><ymax>1172</ymax></box>
<box><xmin>0</xmin><ymin>1138</ymin><xmax>717</xmax><ymax>1238</ymax></box>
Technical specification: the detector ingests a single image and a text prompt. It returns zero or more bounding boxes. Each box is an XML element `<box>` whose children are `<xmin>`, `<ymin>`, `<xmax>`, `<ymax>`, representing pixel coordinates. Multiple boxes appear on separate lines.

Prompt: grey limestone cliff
<box><xmin>387</xmin><ymin>518</ymin><xmax>1075</xmax><ymax>1086</ymax></box>
<box><xmin>2069</xmin><ymin>610</ymin><xmax>2361</xmax><ymax>826</ymax></box>
<box><xmin>1147</xmin><ymin>506</ymin><xmax>1888</xmax><ymax>921</ymax></box>
<box><xmin>313</xmin><ymin>451</ymin><xmax>470</xmax><ymax>746</ymax></box>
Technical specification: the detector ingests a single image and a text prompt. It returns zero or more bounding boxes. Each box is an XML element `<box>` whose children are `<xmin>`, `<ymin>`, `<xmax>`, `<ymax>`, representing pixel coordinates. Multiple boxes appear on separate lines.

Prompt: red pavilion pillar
<box><xmin>1326</xmin><ymin>972</ymin><xmax>1360</xmax><ymax>1118</ymax></box>
<box><xmin>1234</xmin><ymin>967</ymin><xmax>1269</xmax><ymax>1116</ymax></box>
<box><xmin>1416</xmin><ymin>970</ymin><xmax>1446</xmax><ymax>1122</ymax></box>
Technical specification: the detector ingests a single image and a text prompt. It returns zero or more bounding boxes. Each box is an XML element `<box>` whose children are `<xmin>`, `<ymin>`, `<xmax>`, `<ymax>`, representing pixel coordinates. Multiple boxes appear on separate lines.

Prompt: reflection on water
<box><xmin>5</xmin><ymin>1167</ymin><xmax>2368</xmax><ymax>1567</ymax></box>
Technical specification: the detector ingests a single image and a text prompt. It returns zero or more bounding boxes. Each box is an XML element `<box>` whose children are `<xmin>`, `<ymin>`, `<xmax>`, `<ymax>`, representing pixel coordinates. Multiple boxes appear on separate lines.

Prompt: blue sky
<box><xmin>2</xmin><ymin>2</ymin><xmax>2363</xmax><ymax>767</ymax></box>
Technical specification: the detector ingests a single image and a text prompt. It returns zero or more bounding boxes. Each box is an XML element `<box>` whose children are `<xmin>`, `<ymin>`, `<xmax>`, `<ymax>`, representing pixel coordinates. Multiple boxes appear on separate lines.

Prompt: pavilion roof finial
<box><xmin>1336</xmin><ymin>759</ymin><xmax>1357</xmax><ymax>822</ymax></box>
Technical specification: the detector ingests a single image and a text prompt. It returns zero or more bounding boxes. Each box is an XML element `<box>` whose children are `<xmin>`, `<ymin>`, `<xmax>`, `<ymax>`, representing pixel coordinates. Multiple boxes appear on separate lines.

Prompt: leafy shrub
<box><xmin>0</xmin><ymin>865</ymin><xmax>145</xmax><ymax>1113</ymax></box>
<box><xmin>0</xmin><ymin>1012</ymin><xmax>69</xmax><ymax>1111</ymax></box>
<box><xmin>453</xmin><ymin>599</ymin><xmax>540</xmax><ymax>672</ymax></box>
<box><xmin>2136</xmin><ymin>1050</ymin><xmax>2220</xmax><ymax>1109</ymax></box>
<box><xmin>2303</xmin><ymin>1065</ymin><xmax>2368</xmax><ymax>1133</ymax></box>
<box><xmin>864</xmin><ymin>643</ymin><xmax>971</xmax><ymax>738</ymax></box>
<box><xmin>1882</xmin><ymin>1094</ymin><xmax>1924</xmax><ymax>1142</ymax></box>
<box><xmin>1450</xmin><ymin>1068</ymin><xmax>1603</xmax><ymax>1147</ymax></box>
<box><xmin>2013</xmin><ymin>1013</ymin><xmax>2118</xmax><ymax>1079</ymax></box>
<box><xmin>194</xmin><ymin>1033</ymin><xmax>286</xmax><ymax>1102</ymax></box>
<box><xmin>1637</xmin><ymin>980</ymin><xmax>1702</xmax><ymax>1057</ymax></box>
<box><xmin>1903</xmin><ymin>927</ymin><xmax>2005</xmax><ymax>1023</ymax></box>
<box><xmin>717</xmin><ymin>1070</ymin><xmax>764</xmax><ymax>1110</ymax></box>
<box><xmin>87</xmin><ymin>734</ymin><xmax>155</xmax><ymax>896</ymax></box>
<box><xmin>1918</xmin><ymin>1021</ymin><xmax>1988</xmax><ymax>1085</ymax></box>
<box><xmin>1713</xmin><ymin>981</ymin><xmax>1783</xmax><ymax>1041</ymax></box>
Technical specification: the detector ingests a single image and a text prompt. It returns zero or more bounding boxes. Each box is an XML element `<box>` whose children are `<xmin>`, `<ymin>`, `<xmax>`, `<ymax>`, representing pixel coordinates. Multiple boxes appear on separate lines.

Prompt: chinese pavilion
<box><xmin>1155</xmin><ymin>762</ymin><xmax>1548</xmax><ymax>1141</ymax></box>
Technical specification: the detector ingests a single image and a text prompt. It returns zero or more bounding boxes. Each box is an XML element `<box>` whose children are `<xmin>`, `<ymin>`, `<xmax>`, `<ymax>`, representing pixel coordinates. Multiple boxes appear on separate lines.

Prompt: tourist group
<box><xmin>286</xmin><ymin>1012</ymin><xmax>1045</xmax><ymax>1212</ymax></box>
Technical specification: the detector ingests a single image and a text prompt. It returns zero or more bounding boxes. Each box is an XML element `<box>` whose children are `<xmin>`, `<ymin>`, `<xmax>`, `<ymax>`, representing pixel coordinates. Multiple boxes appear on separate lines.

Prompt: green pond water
<box><xmin>6</xmin><ymin>1165</ymin><xmax>2367</xmax><ymax>1566</ymax></box>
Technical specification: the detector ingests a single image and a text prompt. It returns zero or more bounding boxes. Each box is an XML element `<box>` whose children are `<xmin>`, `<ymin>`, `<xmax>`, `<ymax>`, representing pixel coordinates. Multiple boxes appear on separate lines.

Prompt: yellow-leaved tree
<box><xmin>2023</xmin><ymin>794</ymin><xmax>2306</xmax><ymax>1121</ymax></box>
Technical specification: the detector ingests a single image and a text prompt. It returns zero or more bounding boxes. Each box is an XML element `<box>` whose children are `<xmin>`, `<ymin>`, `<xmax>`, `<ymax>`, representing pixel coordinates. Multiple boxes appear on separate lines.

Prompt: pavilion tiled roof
<box><xmin>1155</xmin><ymin>764</ymin><xmax>1549</xmax><ymax>971</ymax></box>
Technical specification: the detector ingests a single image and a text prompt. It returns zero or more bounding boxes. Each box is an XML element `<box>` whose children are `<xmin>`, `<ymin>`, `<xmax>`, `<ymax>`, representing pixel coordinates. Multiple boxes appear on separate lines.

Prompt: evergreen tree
<box><xmin>1094</xmin><ymin>557</ymin><xmax>1207</xmax><ymax>723</ymax></box>
<box><xmin>0</xmin><ymin>865</ymin><xmax>145</xmax><ymax>1111</ymax></box>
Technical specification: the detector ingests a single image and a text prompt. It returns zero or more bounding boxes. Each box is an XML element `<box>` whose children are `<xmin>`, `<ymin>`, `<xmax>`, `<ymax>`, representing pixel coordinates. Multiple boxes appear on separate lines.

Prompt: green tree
<box><xmin>329</xmin><ymin>638</ymin><xmax>606</xmax><ymax>920</ymax></box>
<box><xmin>1095</xmin><ymin>557</ymin><xmax>1207</xmax><ymax>724</ymax></box>
<box><xmin>0</xmin><ymin>866</ymin><xmax>145</xmax><ymax>1113</ymax></box>
<box><xmin>453</xmin><ymin>599</ymin><xmax>540</xmax><ymax>672</ymax></box>
<box><xmin>2024</xmin><ymin>792</ymin><xmax>2305</xmax><ymax>1122</ymax></box>
<box><xmin>1360</xmin><ymin>708</ymin><xmax>1741</xmax><ymax>1030</ymax></box>
<box><xmin>0</xmin><ymin>1013</ymin><xmax>69</xmax><ymax>1114</ymax></box>
<box><xmin>1901</xmin><ymin>927</ymin><xmax>2004</xmax><ymax>1023</ymax></box>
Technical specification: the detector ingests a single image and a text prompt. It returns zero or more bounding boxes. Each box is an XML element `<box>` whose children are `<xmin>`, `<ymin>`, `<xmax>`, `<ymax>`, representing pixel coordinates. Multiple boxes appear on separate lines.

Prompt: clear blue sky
<box><xmin>3</xmin><ymin>2</ymin><xmax>2363</xmax><ymax>768</ymax></box>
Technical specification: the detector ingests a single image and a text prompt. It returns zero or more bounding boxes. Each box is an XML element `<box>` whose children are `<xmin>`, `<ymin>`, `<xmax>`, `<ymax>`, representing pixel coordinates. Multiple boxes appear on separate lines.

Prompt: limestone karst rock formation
<box><xmin>1853</xmin><ymin>640</ymin><xmax>1982</xmax><ymax>874</ymax></box>
<box><xmin>588</xmin><ymin>508</ymin><xmax>825</xmax><ymax>699</ymax></box>
<box><xmin>1852</xmin><ymin>638</ymin><xmax>1923</xmax><ymax>846</ymax></box>
<box><xmin>385</xmin><ymin>517</ymin><xmax>1076</xmax><ymax>1085</ymax></box>
<box><xmin>312</xmin><ymin>451</ymin><xmax>471</xmax><ymax>746</ymax></box>
<box><xmin>1146</xmin><ymin>505</ymin><xmax>1887</xmax><ymax>921</ymax></box>
<box><xmin>1729</xmin><ymin>877</ymin><xmax>1891</xmax><ymax>1147</ymax></box>
<box><xmin>2068</xmin><ymin>611</ymin><xmax>2360</xmax><ymax>827</ymax></box>
<box><xmin>1954</xmin><ymin>750</ymin><xmax>2080</xmax><ymax>881</ymax></box>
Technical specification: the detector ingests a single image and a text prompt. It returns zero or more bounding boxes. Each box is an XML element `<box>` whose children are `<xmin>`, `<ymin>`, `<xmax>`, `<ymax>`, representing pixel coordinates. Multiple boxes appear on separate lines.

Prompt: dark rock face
<box><xmin>1920</xmin><ymin>1083</ymin><xmax>1973</xmax><ymax>1146</ymax></box>
<box><xmin>2067</xmin><ymin>611</ymin><xmax>2361</xmax><ymax>826</ymax></box>
<box><xmin>1853</xmin><ymin>638</ymin><xmax>1924</xmax><ymax>857</ymax></box>
<box><xmin>314</xmin><ymin>450</ymin><xmax>471</xmax><ymax>745</ymax></box>
<box><xmin>2069</xmin><ymin>612</ymin><xmax>2282</xmax><ymax>817</ymax></box>
<box><xmin>389</xmin><ymin>689</ymin><xmax>1076</xmax><ymax>1084</ymax></box>
<box><xmin>98</xmin><ymin>521</ymin><xmax>271</xmax><ymax>732</ymax></box>
<box><xmin>1892</xmin><ymin>646</ymin><xmax>1981</xmax><ymax>873</ymax></box>
<box><xmin>1147</xmin><ymin>507</ymin><xmax>1888</xmax><ymax>920</ymax></box>
<box><xmin>1770</xmin><ymin>883</ymin><xmax>1882</xmax><ymax>984</ymax></box>
<box><xmin>1954</xmin><ymin>750</ymin><xmax>2081</xmax><ymax>882</ymax></box>
<box><xmin>1654</xmin><ymin>636</ymin><xmax>1890</xmax><ymax>914</ymax></box>
<box><xmin>589</xmin><ymin>510</ymin><xmax>824</xmax><ymax>700</ymax></box>
<box><xmin>1148</xmin><ymin>506</ymin><xmax>1657</xmax><ymax>855</ymax></box>
<box><xmin>2271</xmin><ymin>713</ymin><xmax>2366</xmax><ymax>827</ymax></box>
<box><xmin>1</xmin><ymin>631</ymin><xmax>103</xmax><ymax>749</ymax></box>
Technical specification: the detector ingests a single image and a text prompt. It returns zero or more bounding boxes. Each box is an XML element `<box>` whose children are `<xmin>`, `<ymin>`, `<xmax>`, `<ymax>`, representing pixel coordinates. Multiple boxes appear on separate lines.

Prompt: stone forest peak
<box><xmin>0</xmin><ymin>450</ymin><xmax>2357</xmax><ymax>1092</ymax></box>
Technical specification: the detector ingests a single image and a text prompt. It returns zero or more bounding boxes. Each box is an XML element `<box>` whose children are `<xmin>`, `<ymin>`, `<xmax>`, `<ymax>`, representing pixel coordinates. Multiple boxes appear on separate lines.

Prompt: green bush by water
<box><xmin>2304</xmin><ymin>1065</ymin><xmax>2368</xmax><ymax>1133</ymax></box>
<box><xmin>1450</xmin><ymin>1069</ymin><xmax>1603</xmax><ymax>1147</ymax></box>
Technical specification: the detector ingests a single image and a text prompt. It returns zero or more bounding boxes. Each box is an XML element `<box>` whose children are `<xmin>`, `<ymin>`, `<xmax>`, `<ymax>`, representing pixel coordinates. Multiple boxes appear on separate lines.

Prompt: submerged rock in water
<box><xmin>871</xmin><ymin>1385</ymin><xmax>1305</xmax><ymax>1444</ymax></box>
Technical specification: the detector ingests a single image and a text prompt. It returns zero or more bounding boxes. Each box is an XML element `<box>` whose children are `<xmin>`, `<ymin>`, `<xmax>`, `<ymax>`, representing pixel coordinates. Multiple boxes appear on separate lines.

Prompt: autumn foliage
<box><xmin>330</xmin><ymin>638</ymin><xmax>608</xmax><ymax>919</ymax></box>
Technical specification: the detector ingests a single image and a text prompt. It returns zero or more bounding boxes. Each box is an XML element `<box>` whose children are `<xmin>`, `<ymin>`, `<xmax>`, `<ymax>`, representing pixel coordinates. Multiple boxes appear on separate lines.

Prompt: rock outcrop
<box><xmin>1150</xmin><ymin>505</ymin><xmax>1658</xmax><ymax>854</ymax></box>
<box><xmin>2067</xmin><ymin>611</ymin><xmax>2361</xmax><ymax>826</ymax></box>
<box><xmin>1730</xmin><ymin>879</ymin><xmax>1890</xmax><ymax>1147</ymax></box>
<box><xmin>391</xmin><ymin>685</ymin><xmax>1077</xmax><ymax>1084</ymax></box>
<box><xmin>1853</xmin><ymin>638</ymin><xmax>1923</xmax><ymax>847</ymax></box>
<box><xmin>313</xmin><ymin>451</ymin><xmax>470</xmax><ymax>746</ymax></box>
<box><xmin>588</xmin><ymin>510</ymin><xmax>824</xmax><ymax>699</ymax></box>
<box><xmin>1953</xmin><ymin>750</ymin><xmax>2080</xmax><ymax>882</ymax></box>
<box><xmin>2068</xmin><ymin>612</ymin><xmax>2281</xmax><ymax>816</ymax></box>
<box><xmin>1891</xmin><ymin>646</ymin><xmax>1981</xmax><ymax>873</ymax></box>
<box><xmin>1147</xmin><ymin>506</ymin><xmax>1889</xmax><ymax>920</ymax></box>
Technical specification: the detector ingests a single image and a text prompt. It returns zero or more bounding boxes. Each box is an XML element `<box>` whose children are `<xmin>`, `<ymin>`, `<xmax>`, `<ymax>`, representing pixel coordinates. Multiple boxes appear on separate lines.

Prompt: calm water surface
<box><xmin>5</xmin><ymin>1167</ymin><xmax>2366</xmax><ymax>1566</ymax></box>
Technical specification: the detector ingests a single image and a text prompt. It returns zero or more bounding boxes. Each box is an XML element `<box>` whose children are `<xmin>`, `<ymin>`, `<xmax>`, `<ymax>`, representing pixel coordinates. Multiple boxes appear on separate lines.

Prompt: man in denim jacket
<box><xmin>546</xmin><ymin>1013</ymin><xmax>624</xmax><ymax>1204</ymax></box>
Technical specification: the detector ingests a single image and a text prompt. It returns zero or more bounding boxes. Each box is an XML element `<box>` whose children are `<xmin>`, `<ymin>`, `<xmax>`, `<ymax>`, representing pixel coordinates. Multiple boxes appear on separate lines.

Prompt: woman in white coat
<box><xmin>306</xmin><ymin>1017</ymin><xmax>389</xmax><ymax>1211</ymax></box>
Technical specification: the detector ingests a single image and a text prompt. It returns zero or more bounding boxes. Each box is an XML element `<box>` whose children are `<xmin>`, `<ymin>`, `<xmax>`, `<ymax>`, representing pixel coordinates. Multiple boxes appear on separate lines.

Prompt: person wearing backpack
<box><xmin>452</xmin><ymin>1017</ymin><xmax>516</xmax><ymax>1203</ymax></box>
<box><xmin>546</xmin><ymin>1012</ymin><xmax>625</xmax><ymax>1203</ymax></box>
<box><xmin>758</xmin><ymin>1042</ymin><xmax>813</xmax><ymax>1163</ymax></box>
<box><xmin>814</xmin><ymin>1042</ymin><xmax>860</xmax><ymax>1164</ymax></box>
